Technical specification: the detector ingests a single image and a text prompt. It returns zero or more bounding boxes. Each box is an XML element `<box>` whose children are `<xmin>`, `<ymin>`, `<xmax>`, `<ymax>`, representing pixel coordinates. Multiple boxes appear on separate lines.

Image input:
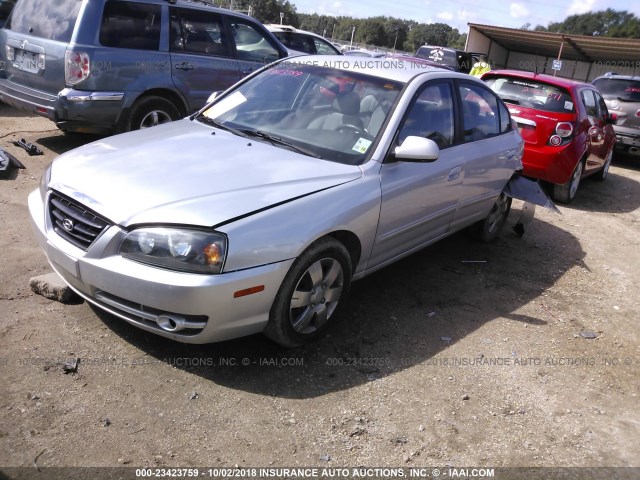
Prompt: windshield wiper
<box><xmin>197</xmin><ymin>116</ymin><xmax>250</xmax><ymax>138</ymax></box>
<box><xmin>617</xmin><ymin>96</ymin><xmax>635</xmax><ymax>102</ymax></box>
<box><xmin>237</xmin><ymin>129</ymin><xmax>322</xmax><ymax>158</ymax></box>
<box><xmin>502</xmin><ymin>97</ymin><xmax>520</xmax><ymax>105</ymax></box>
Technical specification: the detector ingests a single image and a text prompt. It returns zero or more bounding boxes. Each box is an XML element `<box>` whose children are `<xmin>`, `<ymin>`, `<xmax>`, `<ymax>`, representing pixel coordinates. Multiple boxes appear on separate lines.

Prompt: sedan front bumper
<box><xmin>28</xmin><ymin>189</ymin><xmax>293</xmax><ymax>344</ymax></box>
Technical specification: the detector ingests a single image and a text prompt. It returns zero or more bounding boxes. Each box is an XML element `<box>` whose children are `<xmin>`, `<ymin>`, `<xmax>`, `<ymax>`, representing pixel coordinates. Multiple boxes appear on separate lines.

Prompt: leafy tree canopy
<box><xmin>524</xmin><ymin>9</ymin><xmax>640</xmax><ymax>38</ymax></box>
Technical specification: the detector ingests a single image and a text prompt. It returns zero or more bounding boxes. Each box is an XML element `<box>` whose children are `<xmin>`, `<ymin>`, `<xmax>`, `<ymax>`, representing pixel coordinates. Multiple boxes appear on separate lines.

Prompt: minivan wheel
<box><xmin>553</xmin><ymin>160</ymin><xmax>583</xmax><ymax>204</ymax></box>
<box><xmin>127</xmin><ymin>96</ymin><xmax>180</xmax><ymax>131</ymax></box>
<box><xmin>264</xmin><ymin>237</ymin><xmax>352</xmax><ymax>348</ymax></box>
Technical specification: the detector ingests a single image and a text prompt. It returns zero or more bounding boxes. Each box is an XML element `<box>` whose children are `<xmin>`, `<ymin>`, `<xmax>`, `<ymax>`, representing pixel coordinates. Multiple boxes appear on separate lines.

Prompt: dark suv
<box><xmin>0</xmin><ymin>0</ymin><xmax>287</xmax><ymax>134</ymax></box>
<box><xmin>593</xmin><ymin>73</ymin><xmax>640</xmax><ymax>156</ymax></box>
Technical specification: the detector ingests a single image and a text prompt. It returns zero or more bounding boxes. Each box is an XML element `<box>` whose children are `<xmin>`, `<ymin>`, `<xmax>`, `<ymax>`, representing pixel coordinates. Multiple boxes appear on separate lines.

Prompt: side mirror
<box><xmin>393</xmin><ymin>136</ymin><xmax>440</xmax><ymax>162</ymax></box>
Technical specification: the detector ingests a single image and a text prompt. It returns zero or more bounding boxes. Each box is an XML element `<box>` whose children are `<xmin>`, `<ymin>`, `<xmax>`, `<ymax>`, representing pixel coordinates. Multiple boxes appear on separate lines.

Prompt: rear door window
<box><xmin>6</xmin><ymin>0</ymin><xmax>82</xmax><ymax>42</ymax></box>
<box><xmin>459</xmin><ymin>83</ymin><xmax>501</xmax><ymax>142</ymax></box>
<box><xmin>170</xmin><ymin>8</ymin><xmax>231</xmax><ymax>57</ymax></box>
<box><xmin>100</xmin><ymin>1</ymin><xmax>161</xmax><ymax>51</ymax></box>
<box><xmin>581</xmin><ymin>89</ymin><xmax>598</xmax><ymax>118</ymax></box>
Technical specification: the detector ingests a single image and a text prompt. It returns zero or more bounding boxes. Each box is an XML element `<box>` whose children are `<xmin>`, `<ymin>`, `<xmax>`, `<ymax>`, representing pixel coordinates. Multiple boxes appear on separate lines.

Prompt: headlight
<box><xmin>39</xmin><ymin>163</ymin><xmax>52</xmax><ymax>200</ymax></box>
<box><xmin>120</xmin><ymin>228</ymin><xmax>227</xmax><ymax>274</ymax></box>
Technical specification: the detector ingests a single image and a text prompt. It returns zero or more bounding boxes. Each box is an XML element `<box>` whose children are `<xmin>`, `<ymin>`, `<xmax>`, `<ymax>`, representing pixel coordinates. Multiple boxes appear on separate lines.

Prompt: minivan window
<box><xmin>6</xmin><ymin>0</ymin><xmax>82</xmax><ymax>42</ymax></box>
<box><xmin>170</xmin><ymin>8</ymin><xmax>230</xmax><ymax>57</ymax></box>
<box><xmin>100</xmin><ymin>1</ymin><xmax>161</xmax><ymax>51</ymax></box>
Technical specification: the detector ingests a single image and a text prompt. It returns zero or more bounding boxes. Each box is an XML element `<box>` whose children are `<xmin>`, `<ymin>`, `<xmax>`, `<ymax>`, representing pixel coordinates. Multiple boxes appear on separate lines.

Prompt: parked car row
<box><xmin>1</xmin><ymin>0</ymin><xmax>636</xmax><ymax>348</ymax></box>
<box><xmin>483</xmin><ymin>70</ymin><xmax>616</xmax><ymax>203</ymax></box>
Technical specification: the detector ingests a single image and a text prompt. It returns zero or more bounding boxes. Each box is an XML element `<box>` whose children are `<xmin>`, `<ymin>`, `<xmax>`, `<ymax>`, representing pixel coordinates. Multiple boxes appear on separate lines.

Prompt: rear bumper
<box><xmin>521</xmin><ymin>142</ymin><xmax>582</xmax><ymax>185</ymax></box>
<box><xmin>613</xmin><ymin>131</ymin><xmax>640</xmax><ymax>150</ymax></box>
<box><xmin>0</xmin><ymin>79</ymin><xmax>128</xmax><ymax>133</ymax></box>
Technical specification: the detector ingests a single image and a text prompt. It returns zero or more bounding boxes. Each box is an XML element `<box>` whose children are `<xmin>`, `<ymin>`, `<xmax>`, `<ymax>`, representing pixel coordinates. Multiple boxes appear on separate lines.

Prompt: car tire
<box><xmin>264</xmin><ymin>237</ymin><xmax>352</xmax><ymax>347</ymax></box>
<box><xmin>553</xmin><ymin>160</ymin><xmax>583</xmax><ymax>204</ymax></box>
<box><xmin>594</xmin><ymin>148</ymin><xmax>613</xmax><ymax>181</ymax></box>
<box><xmin>468</xmin><ymin>192</ymin><xmax>512</xmax><ymax>242</ymax></box>
<box><xmin>127</xmin><ymin>96</ymin><xmax>181</xmax><ymax>132</ymax></box>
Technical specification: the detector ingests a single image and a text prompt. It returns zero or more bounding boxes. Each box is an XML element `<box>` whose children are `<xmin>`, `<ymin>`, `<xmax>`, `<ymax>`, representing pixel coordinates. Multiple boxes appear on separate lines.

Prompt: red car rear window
<box><xmin>485</xmin><ymin>77</ymin><xmax>575</xmax><ymax>114</ymax></box>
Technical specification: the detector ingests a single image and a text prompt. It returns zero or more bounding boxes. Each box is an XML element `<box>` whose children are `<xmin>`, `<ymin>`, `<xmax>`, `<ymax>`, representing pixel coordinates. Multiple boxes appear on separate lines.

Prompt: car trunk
<box><xmin>509</xmin><ymin>106</ymin><xmax>576</xmax><ymax>148</ymax></box>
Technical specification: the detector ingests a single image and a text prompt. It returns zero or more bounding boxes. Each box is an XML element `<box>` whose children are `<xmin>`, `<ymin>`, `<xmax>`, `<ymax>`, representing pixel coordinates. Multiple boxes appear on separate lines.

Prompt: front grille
<box><xmin>48</xmin><ymin>192</ymin><xmax>110</xmax><ymax>251</ymax></box>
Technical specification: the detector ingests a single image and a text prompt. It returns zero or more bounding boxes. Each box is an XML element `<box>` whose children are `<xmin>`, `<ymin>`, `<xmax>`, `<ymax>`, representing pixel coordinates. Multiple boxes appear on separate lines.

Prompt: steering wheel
<box><xmin>337</xmin><ymin>124</ymin><xmax>363</xmax><ymax>135</ymax></box>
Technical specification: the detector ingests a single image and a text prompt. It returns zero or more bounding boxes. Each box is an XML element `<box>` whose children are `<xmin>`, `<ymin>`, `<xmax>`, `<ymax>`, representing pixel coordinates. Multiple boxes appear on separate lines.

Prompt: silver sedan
<box><xmin>29</xmin><ymin>56</ymin><xmax>524</xmax><ymax>347</ymax></box>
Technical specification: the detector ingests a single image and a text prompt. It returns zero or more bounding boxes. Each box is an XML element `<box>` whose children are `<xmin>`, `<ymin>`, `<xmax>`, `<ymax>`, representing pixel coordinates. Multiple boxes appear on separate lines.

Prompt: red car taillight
<box><xmin>65</xmin><ymin>51</ymin><xmax>90</xmax><ymax>86</ymax></box>
<box><xmin>549</xmin><ymin>121</ymin><xmax>574</xmax><ymax>147</ymax></box>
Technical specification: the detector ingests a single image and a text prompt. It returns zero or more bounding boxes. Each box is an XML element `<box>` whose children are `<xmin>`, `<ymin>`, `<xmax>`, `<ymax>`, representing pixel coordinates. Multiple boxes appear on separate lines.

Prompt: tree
<box><xmin>545</xmin><ymin>9</ymin><xmax>640</xmax><ymax>38</ymax></box>
<box><xmin>249</xmin><ymin>0</ymin><xmax>299</xmax><ymax>26</ymax></box>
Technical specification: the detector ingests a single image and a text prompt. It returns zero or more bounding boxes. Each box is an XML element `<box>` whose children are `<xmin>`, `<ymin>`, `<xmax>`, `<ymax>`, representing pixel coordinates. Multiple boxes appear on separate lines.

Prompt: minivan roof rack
<box><xmin>165</xmin><ymin>0</ymin><xmax>220</xmax><ymax>7</ymax></box>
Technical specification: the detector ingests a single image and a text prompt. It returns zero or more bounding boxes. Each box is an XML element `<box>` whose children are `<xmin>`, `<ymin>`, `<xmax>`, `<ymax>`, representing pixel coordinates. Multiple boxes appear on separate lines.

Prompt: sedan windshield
<box><xmin>198</xmin><ymin>62</ymin><xmax>403</xmax><ymax>164</ymax></box>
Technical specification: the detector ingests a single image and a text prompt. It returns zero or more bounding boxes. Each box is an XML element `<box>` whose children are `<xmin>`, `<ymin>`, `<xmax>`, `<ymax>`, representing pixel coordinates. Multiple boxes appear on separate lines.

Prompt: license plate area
<box><xmin>13</xmin><ymin>48</ymin><xmax>44</xmax><ymax>74</ymax></box>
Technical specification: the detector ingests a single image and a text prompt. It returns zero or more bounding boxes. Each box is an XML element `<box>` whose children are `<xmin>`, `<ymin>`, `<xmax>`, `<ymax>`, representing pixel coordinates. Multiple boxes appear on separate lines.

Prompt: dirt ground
<box><xmin>1</xmin><ymin>102</ymin><xmax>639</xmax><ymax>474</ymax></box>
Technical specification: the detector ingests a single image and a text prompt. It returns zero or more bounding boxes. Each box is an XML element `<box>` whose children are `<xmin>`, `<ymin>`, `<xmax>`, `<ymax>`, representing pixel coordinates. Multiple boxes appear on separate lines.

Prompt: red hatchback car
<box><xmin>482</xmin><ymin>70</ymin><xmax>616</xmax><ymax>203</ymax></box>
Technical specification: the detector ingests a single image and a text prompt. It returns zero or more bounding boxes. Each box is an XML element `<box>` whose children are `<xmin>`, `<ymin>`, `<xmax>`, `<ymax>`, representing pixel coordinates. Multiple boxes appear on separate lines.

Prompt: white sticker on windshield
<box><xmin>564</xmin><ymin>101</ymin><xmax>573</xmax><ymax>110</ymax></box>
<box><xmin>203</xmin><ymin>91</ymin><xmax>247</xmax><ymax>120</ymax></box>
<box><xmin>352</xmin><ymin>138</ymin><xmax>372</xmax><ymax>154</ymax></box>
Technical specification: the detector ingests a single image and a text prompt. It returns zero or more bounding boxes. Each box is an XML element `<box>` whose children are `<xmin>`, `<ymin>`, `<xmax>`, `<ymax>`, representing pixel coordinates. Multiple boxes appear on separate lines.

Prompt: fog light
<box><xmin>549</xmin><ymin>135</ymin><xmax>562</xmax><ymax>146</ymax></box>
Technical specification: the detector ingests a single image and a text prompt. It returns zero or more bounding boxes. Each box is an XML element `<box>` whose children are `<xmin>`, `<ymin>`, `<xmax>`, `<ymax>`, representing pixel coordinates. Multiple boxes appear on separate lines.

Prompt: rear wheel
<box><xmin>264</xmin><ymin>237</ymin><xmax>352</xmax><ymax>347</ymax></box>
<box><xmin>553</xmin><ymin>160</ymin><xmax>583</xmax><ymax>204</ymax></box>
<box><xmin>127</xmin><ymin>96</ymin><xmax>180</xmax><ymax>132</ymax></box>
<box><xmin>594</xmin><ymin>148</ymin><xmax>613</xmax><ymax>181</ymax></box>
<box><xmin>468</xmin><ymin>192</ymin><xmax>512</xmax><ymax>242</ymax></box>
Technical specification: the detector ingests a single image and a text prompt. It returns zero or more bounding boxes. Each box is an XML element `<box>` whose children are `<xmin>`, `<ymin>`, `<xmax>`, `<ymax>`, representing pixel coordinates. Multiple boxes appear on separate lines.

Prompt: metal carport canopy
<box><xmin>467</xmin><ymin>23</ymin><xmax>640</xmax><ymax>64</ymax></box>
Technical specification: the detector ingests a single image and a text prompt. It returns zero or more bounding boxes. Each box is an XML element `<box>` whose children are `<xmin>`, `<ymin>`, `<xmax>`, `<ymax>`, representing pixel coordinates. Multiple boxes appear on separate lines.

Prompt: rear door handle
<box><xmin>175</xmin><ymin>62</ymin><xmax>194</xmax><ymax>71</ymax></box>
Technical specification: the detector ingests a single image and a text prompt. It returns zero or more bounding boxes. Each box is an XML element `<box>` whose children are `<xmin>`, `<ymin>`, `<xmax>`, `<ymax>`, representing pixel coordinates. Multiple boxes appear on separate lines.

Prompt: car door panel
<box><xmin>169</xmin><ymin>8</ymin><xmax>242</xmax><ymax>112</ymax></box>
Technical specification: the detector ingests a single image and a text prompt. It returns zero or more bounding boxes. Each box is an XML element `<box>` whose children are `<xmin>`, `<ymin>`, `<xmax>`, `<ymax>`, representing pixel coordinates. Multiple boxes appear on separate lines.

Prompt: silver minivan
<box><xmin>0</xmin><ymin>0</ymin><xmax>287</xmax><ymax>134</ymax></box>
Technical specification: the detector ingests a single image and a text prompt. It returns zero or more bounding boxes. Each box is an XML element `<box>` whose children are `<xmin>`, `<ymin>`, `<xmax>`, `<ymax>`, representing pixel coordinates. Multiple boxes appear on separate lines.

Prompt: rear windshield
<box><xmin>415</xmin><ymin>46</ymin><xmax>458</xmax><ymax>68</ymax></box>
<box><xmin>6</xmin><ymin>0</ymin><xmax>82</xmax><ymax>42</ymax></box>
<box><xmin>593</xmin><ymin>78</ymin><xmax>640</xmax><ymax>102</ymax></box>
<box><xmin>485</xmin><ymin>76</ymin><xmax>575</xmax><ymax>113</ymax></box>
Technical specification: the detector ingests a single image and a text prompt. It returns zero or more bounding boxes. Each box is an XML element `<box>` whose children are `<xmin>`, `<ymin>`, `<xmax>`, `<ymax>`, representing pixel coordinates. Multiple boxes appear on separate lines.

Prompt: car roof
<box><xmin>278</xmin><ymin>55</ymin><xmax>473</xmax><ymax>83</ymax></box>
<box><xmin>168</xmin><ymin>0</ymin><xmax>256</xmax><ymax>21</ymax></box>
<box><xmin>593</xmin><ymin>73</ymin><xmax>640</xmax><ymax>81</ymax></box>
<box><xmin>482</xmin><ymin>69</ymin><xmax>591</xmax><ymax>90</ymax></box>
<box><xmin>264</xmin><ymin>24</ymin><xmax>323</xmax><ymax>38</ymax></box>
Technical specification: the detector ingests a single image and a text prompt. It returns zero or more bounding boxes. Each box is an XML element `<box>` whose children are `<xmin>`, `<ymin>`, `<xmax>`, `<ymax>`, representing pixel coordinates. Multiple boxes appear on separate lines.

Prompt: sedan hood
<box><xmin>49</xmin><ymin>119</ymin><xmax>362</xmax><ymax>227</ymax></box>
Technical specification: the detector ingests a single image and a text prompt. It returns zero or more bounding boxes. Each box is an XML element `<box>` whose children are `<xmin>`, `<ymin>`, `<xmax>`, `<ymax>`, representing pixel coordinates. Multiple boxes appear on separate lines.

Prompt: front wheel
<box><xmin>264</xmin><ymin>237</ymin><xmax>352</xmax><ymax>347</ymax></box>
<box><xmin>468</xmin><ymin>192</ymin><xmax>512</xmax><ymax>242</ymax></box>
<box><xmin>126</xmin><ymin>96</ymin><xmax>181</xmax><ymax>132</ymax></box>
<box><xmin>553</xmin><ymin>160</ymin><xmax>583</xmax><ymax>204</ymax></box>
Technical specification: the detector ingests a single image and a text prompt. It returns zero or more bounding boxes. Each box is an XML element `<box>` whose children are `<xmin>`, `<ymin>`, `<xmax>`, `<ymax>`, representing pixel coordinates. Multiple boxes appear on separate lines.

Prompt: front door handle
<box><xmin>175</xmin><ymin>62</ymin><xmax>194</xmax><ymax>71</ymax></box>
<box><xmin>448</xmin><ymin>166</ymin><xmax>461</xmax><ymax>181</ymax></box>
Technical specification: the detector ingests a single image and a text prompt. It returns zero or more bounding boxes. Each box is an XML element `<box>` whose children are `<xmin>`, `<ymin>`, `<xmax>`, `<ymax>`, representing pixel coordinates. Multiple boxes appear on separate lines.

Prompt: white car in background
<box><xmin>264</xmin><ymin>24</ymin><xmax>342</xmax><ymax>56</ymax></box>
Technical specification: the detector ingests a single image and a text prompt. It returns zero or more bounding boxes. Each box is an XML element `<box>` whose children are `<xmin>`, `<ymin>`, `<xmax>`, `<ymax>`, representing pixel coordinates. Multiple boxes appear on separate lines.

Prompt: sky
<box><xmin>292</xmin><ymin>0</ymin><xmax>640</xmax><ymax>35</ymax></box>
